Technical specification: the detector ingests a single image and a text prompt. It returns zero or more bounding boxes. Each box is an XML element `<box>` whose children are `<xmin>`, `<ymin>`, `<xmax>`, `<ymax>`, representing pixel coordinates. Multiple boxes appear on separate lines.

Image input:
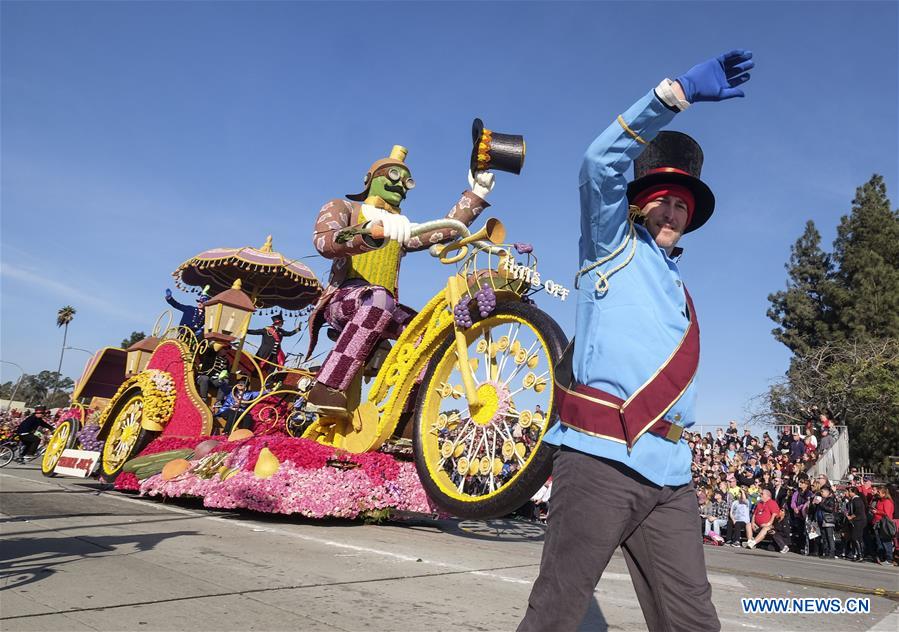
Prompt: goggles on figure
<box><xmin>373</xmin><ymin>166</ymin><xmax>415</xmax><ymax>190</ymax></box>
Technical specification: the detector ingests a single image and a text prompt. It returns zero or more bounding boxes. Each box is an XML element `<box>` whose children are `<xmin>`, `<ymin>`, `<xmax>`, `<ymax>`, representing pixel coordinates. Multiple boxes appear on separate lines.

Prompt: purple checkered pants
<box><xmin>316</xmin><ymin>283</ymin><xmax>416</xmax><ymax>390</ymax></box>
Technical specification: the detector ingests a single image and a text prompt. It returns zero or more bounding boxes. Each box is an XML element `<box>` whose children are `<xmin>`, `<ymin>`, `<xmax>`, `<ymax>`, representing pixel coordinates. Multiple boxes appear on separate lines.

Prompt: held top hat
<box><xmin>627</xmin><ymin>131</ymin><xmax>715</xmax><ymax>233</ymax></box>
<box><xmin>347</xmin><ymin>145</ymin><xmax>411</xmax><ymax>202</ymax></box>
<box><xmin>470</xmin><ymin>118</ymin><xmax>526</xmax><ymax>176</ymax></box>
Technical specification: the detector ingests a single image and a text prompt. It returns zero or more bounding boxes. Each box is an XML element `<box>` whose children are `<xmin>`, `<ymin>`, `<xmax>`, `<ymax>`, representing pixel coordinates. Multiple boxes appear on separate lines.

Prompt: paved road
<box><xmin>2</xmin><ymin>463</ymin><xmax>897</xmax><ymax>631</ymax></box>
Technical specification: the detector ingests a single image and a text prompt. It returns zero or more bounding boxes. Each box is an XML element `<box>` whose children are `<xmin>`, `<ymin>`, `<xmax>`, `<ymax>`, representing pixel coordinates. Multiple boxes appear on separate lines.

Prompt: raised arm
<box><xmin>580</xmin><ymin>50</ymin><xmax>753</xmax><ymax>257</ymax></box>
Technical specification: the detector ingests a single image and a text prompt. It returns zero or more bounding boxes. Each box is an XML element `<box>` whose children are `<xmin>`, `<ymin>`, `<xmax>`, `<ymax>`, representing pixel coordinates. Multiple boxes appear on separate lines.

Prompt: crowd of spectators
<box><xmin>690</xmin><ymin>417</ymin><xmax>898</xmax><ymax>566</ymax></box>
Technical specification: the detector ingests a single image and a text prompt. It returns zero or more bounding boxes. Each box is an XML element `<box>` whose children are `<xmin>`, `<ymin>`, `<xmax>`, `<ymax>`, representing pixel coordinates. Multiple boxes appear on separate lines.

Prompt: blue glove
<box><xmin>675</xmin><ymin>49</ymin><xmax>754</xmax><ymax>103</ymax></box>
<box><xmin>165</xmin><ymin>288</ymin><xmax>172</xmax><ymax>299</ymax></box>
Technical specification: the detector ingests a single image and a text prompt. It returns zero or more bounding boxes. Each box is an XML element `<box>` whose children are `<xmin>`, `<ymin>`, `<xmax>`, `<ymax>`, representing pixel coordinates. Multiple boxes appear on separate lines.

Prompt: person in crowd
<box><xmin>872</xmin><ymin>486</ymin><xmax>895</xmax><ymax>565</ymax></box>
<box><xmin>769</xmin><ymin>471</ymin><xmax>789</xmax><ymax>509</ymax></box>
<box><xmin>727</xmin><ymin>488</ymin><xmax>751</xmax><ymax>546</ymax></box>
<box><xmin>702</xmin><ymin>490</ymin><xmax>729</xmax><ymax>541</ymax></box>
<box><xmin>715</xmin><ymin>427</ymin><xmax>727</xmax><ymax>450</ymax></box>
<box><xmin>817</xmin><ymin>427</ymin><xmax>835</xmax><ymax>455</ymax></box>
<box><xmin>14</xmin><ymin>405</ymin><xmax>54</xmax><ymax>461</ymax></box>
<box><xmin>860</xmin><ymin>476</ymin><xmax>875</xmax><ymax>504</ymax></box>
<box><xmin>790</xmin><ymin>476</ymin><xmax>813</xmax><ymax>554</ymax></box>
<box><xmin>845</xmin><ymin>486</ymin><xmax>869</xmax><ymax>562</ymax></box>
<box><xmin>814</xmin><ymin>485</ymin><xmax>838</xmax><ymax>559</ymax></box>
<box><xmin>789</xmin><ymin>433</ymin><xmax>806</xmax><ymax>461</ymax></box>
<box><xmin>777</xmin><ymin>430</ymin><xmax>792</xmax><ymax>454</ymax></box>
<box><xmin>725</xmin><ymin>420</ymin><xmax>739</xmax><ymax>438</ymax></box>
<box><xmin>745</xmin><ymin>488</ymin><xmax>789</xmax><ymax>552</ymax></box>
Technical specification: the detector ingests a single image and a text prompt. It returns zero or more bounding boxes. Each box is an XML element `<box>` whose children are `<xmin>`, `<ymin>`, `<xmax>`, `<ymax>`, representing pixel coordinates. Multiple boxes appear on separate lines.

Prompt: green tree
<box><xmin>764</xmin><ymin>175</ymin><xmax>899</xmax><ymax>474</ymax></box>
<box><xmin>767</xmin><ymin>221</ymin><xmax>837</xmax><ymax>355</ymax></box>
<box><xmin>830</xmin><ymin>175</ymin><xmax>899</xmax><ymax>340</ymax></box>
<box><xmin>120</xmin><ymin>331</ymin><xmax>147</xmax><ymax>348</ymax></box>
<box><xmin>54</xmin><ymin>305</ymin><xmax>77</xmax><ymax>397</ymax></box>
<box><xmin>0</xmin><ymin>371</ymin><xmax>75</xmax><ymax>408</ymax></box>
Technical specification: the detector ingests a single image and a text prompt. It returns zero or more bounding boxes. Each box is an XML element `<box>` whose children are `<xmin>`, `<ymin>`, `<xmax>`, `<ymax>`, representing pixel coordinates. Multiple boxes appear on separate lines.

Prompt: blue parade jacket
<box><xmin>543</xmin><ymin>89</ymin><xmax>697</xmax><ymax>487</ymax></box>
<box><xmin>165</xmin><ymin>296</ymin><xmax>205</xmax><ymax>336</ymax></box>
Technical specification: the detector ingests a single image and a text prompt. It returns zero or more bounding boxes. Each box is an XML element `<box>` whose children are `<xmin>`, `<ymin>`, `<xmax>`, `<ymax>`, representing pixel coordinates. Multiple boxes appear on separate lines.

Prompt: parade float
<box><xmin>41</xmin><ymin>123</ymin><xmax>571</xmax><ymax>521</ymax></box>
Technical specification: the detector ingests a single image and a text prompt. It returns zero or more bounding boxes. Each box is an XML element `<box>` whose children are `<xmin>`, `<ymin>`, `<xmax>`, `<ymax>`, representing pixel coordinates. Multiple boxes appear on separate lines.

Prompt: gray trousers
<box><xmin>518</xmin><ymin>447</ymin><xmax>720</xmax><ymax>632</ymax></box>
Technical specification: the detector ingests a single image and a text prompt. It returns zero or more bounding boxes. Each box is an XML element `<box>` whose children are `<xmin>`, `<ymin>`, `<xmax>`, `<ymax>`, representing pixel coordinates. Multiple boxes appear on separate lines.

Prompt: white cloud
<box><xmin>1</xmin><ymin>261</ymin><xmax>138</xmax><ymax>322</ymax></box>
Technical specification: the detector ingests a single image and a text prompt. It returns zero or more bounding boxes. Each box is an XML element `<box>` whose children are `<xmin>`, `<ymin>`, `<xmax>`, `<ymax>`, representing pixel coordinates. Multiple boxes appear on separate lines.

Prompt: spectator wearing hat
<box><xmin>247</xmin><ymin>313</ymin><xmax>300</xmax><ymax>371</ymax></box>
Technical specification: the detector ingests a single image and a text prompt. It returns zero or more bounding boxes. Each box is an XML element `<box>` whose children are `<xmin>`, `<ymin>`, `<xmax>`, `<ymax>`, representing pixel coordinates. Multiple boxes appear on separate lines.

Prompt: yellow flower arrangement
<box><xmin>97</xmin><ymin>370</ymin><xmax>177</xmax><ymax>433</ymax></box>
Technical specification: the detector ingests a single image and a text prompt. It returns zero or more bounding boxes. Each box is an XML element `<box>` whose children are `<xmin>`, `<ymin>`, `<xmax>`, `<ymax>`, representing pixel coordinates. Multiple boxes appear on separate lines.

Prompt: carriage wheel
<box><xmin>41</xmin><ymin>419</ymin><xmax>82</xmax><ymax>476</ymax></box>
<box><xmin>100</xmin><ymin>390</ymin><xmax>155</xmax><ymax>480</ymax></box>
<box><xmin>413</xmin><ymin>300</ymin><xmax>567</xmax><ymax>519</ymax></box>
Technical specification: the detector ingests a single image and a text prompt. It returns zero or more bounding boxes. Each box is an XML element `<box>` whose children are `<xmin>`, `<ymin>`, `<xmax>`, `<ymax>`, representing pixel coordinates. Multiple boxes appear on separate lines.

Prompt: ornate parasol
<box><xmin>172</xmin><ymin>236</ymin><xmax>321</xmax><ymax>315</ymax></box>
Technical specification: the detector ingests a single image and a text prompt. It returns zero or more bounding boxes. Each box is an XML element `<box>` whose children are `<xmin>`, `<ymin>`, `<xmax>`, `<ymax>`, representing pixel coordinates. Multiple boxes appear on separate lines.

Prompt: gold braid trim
<box><xmin>617</xmin><ymin>115</ymin><xmax>647</xmax><ymax>145</ymax></box>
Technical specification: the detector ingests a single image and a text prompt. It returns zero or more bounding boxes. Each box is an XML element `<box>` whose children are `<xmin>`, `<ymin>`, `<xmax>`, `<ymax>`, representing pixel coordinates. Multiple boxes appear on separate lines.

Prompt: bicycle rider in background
<box><xmin>14</xmin><ymin>405</ymin><xmax>54</xmax><ymax>462</ymax></box>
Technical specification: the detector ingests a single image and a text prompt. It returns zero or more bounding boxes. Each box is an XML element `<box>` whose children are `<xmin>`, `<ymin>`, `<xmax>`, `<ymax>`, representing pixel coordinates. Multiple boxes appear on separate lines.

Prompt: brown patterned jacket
<box><xmin>306</xmin><ymin>190</ymin><xmax>489</xmax><ymax>357</ymax></box>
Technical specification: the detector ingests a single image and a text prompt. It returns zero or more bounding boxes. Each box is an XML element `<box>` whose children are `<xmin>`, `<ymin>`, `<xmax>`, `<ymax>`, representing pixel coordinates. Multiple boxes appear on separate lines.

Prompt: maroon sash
<box><xmin>268</xmin><ymin>326</ymin><xmax>286</xmax><ymax>366</ymax></box>
<box><xmin>554</xmin><ymin>289</ymin><xmax>700</xmax><ymax>450</ymax></box>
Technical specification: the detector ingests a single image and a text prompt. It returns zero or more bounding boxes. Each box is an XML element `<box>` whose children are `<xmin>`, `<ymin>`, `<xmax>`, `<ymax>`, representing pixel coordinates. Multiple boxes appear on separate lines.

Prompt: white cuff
<box><xmin>655</xmin><ymin>78</ymin><xmax>691</xmax><ymax>112</ymax></box>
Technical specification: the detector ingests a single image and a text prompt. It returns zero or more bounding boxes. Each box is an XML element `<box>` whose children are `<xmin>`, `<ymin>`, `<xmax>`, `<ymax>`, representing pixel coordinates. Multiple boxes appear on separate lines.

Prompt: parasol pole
<box><xmin>231</xmin><ymin>286</ymin><xmax>260</xmax><ymax>376</ymax></box>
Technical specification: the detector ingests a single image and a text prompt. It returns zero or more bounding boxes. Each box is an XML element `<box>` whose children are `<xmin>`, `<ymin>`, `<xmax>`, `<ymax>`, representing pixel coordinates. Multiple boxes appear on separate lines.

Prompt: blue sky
<box><xmin>2</xmin><ymin>1</ymin><xmax>897</xmax><ymax>429</ymax></box>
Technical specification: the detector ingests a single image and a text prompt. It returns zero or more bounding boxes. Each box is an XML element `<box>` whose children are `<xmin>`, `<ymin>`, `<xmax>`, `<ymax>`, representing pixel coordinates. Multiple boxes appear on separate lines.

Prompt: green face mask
<box><xmin>368</xmin><ymin>166</ymin><xmax>413</xmax><ymax>208</ymax></box>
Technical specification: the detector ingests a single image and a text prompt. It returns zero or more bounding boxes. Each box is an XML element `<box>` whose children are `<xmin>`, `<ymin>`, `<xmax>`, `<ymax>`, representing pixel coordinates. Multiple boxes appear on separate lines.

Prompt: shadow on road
<box><xmin>577</xmin><ymin>595</ymin><xmax>610</xmax><ymax>632</ymax></box>
<box><xmin>0</xmin><ymin>529</ymin><xmax>199</xmax><ymax>592</ymax></box>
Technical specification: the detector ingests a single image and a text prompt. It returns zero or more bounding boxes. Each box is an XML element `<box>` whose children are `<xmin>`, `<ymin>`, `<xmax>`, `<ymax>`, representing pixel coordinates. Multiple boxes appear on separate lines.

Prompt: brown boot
<box><xmin>306</xmin><ymin>381</ymin><xmax>350</xmax><ymax>418</ymax></box>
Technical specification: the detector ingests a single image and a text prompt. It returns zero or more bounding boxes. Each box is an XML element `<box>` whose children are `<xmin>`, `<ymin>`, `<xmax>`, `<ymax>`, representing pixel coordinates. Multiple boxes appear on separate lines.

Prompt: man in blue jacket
<box><xmin>519</xmin><ymin>50</ymin><xmax>754</xmax><ymax>632</ymax></box>
<box><xmin>164</xmin><ymin>287</ymin><xmax>208</xmax><ymax>337</ymax></box>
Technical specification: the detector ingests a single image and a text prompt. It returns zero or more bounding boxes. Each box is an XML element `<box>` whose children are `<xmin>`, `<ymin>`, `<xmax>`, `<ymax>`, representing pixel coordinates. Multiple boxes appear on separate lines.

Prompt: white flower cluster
<box><xmin>147</xmin><ymin>370</ymin><xmax>176</xmax><ymax>394</ymax></box>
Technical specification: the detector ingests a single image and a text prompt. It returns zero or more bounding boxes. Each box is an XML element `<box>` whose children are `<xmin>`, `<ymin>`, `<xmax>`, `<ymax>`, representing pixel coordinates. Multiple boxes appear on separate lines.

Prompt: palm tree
<box><xmin>55</xmin><ymin>306</ymin><xmax>77</xmax><ymax>399</ymax></box>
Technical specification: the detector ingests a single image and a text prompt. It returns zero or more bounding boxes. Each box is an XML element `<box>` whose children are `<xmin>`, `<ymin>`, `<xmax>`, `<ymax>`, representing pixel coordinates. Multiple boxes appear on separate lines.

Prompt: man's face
<box><xmin>642</xmin><ymin>195</ymin><xmax>689</xmax><ymax>253</ymax></box>
<box><xmin>369</xmin><ymin>166</ymin><xmax>413</xmax><ymax>208</ymax></box>
<box><xmin>761</xmin><ymin>489</ymin><xmax>771</xmax><ymax>501</ymax></box>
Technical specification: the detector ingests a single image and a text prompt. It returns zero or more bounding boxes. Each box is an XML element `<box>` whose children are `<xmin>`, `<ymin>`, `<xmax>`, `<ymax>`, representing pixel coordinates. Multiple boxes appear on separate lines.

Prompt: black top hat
<box><xmin>271</xmin><ymin>313</ymin><xmax>284</xmax><ymax>324</ymax></box>
<box><xmin>470</xmin><ymin>118</ymin><xmax>526</xmax><ymax>177</ymax></box>
<box><xmin>627</xmin><ymin>131</ymin><xmax>715</xmax><ymax>233</ymax></box>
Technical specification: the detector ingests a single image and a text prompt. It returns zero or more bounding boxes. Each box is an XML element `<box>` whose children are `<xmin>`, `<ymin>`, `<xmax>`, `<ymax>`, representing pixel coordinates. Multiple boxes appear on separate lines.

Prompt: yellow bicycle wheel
<box><xmin>413</xmin><ymin>300</ymin><xmax>567</xmax><ymax>519</ymax></box>
<box><xmin>100</xmin><ymin>389</ymin><xmax>155</xmax><ymax>480</ymax></box>
<box><xmin>41</xmin><ymin>419</ymin><xmax>81</xmax><ymax>477</ymax></box>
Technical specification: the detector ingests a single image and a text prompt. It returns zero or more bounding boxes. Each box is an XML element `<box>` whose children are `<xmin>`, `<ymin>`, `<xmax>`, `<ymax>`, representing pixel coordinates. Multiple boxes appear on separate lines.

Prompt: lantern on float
<box><xmin>203</xmin><ymin>278</ymin><xmax>256</xmax><ymax>343</ymax></box>
<box><xmin>125</xmin><ymin>336</ymin><xmax>159</xmax><ymax>376</ymax></box>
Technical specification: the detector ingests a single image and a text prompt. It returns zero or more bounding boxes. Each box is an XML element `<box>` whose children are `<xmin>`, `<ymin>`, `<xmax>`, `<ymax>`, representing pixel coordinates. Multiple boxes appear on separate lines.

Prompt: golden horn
<box><xmin>438</xmin><ymin>218</ymin><xmax>506</xmax><ymax>264</ymax></box>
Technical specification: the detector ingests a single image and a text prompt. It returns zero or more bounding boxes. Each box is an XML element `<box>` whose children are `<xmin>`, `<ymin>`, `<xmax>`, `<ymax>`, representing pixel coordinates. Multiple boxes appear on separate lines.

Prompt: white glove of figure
<box><xmin>468</xmin><ymin>170</ymin><xmax>496</xmax><ymax>199</ymax></box>
<box><xmin>362</xmin><ymin>204</ymin><xmax>413</xmax><ymax>244</ymax></box>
